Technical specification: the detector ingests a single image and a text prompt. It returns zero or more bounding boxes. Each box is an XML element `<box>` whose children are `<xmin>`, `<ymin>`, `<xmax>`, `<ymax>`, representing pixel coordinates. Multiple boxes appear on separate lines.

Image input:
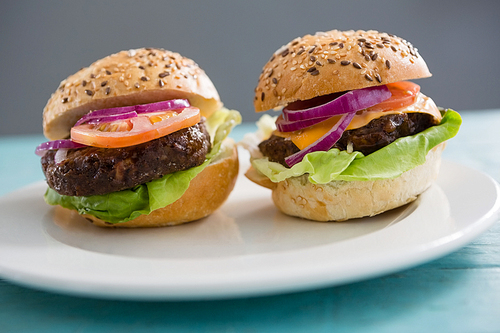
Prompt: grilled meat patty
<box><xmin>42</xmin><ymin>120</ymin><xmax>211</xmax><ymax>197</ymax></box>
<box><xmin>259</xmin><ymin>113</ymin><xmax>436</xmax><ymax>166</ymax></box>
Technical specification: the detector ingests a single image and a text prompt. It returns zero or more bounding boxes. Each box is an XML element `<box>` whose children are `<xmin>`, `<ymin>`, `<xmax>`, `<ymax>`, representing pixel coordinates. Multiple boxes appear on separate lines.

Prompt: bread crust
<box><xmin>84</xmin><ymin>140</ymin><xmax>239</xmax><ymax>227</ymax></box>
<box><xmin>254</xmin><ymin>30</ymin><xmax>431</xmax><ymax>112</ymax></box>
<box><xmin>43</xmin><ymin>48</ymin><xmax>221</xmax><ymax>140</ymax></box>
<box><xmin>262</xmin><ymin>143</ymin><xmax>445</xmax><ymax>222</ymax></box>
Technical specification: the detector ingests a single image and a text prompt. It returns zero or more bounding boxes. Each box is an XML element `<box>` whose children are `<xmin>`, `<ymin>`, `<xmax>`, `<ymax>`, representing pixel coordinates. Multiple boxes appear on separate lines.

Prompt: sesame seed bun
<box><xmin>84</xmin><ymin>139</ymin><xmax>239</xmax><ymax>228</ymax></box>
<box><xmin>254</xmin><ymin>29</ymin><xmax>431</xmax><ymax>112</ymax></box>
<box><xmin>43</xmin><ymin>48</ymin><xmax>222</xmax><ymax>140</ymax></box>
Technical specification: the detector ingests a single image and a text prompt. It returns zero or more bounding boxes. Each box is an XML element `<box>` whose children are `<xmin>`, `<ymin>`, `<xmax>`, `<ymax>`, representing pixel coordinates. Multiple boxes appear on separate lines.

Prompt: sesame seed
<box><xmin>365</xmin><ymin>54</ymin><xmax>371</xmax><ymax>61</ymax></box>
<box><xmin>134</xmin><ymin>83</ymin><xmax>140</xmax><ymax>88</ymax></box>
<box><xmin>159</xmin><ymin>79</ymin><xmax>164</xmax><ymax>87</ymax></box>
<box><xmin>272</xmin><ymin>78</ymin><xmax>278</xmax><ymax>84</ymax></box>
<box><xmin>371</xmin><ymin>53</ymin><xmax>378</xmax><ymax>61</ymax></box>
<box><xmin>85</xmin><ymin>90</ymin><xmax>93</xmax><ymax>96</ymax></box>
<box><xmin>339</xmin><ymin>43</ymin><xmax>344</xmax><ymax>49</ymax></box>
<box><xmin>291</xmin><ymin>40</ymin><xmax>299</xmax><ymax>46</ymax></box>
<box><xmin>376</xmin><ymin>43</ymin><xmax>384</xmax><ymax>48</ymax></box>
<box><xmin>281</xmin><ymin>49</ymin><xmax>289</xmax><ymax>57</ymax></box>
<box><xmin>307</xmin><ymin>66</ymin><xmax>317</xmax><ymax>73</ymax></box>
<box><xmin>159</xmin><ymin>72</ymin><xmax>170</xmax><ymax>78</ymax></box>
<box><xmin>375</xmin><ymin>73</ymin><xmax>382</xmax><ymax>83</ymax></box>
<box><xmin>310</xmin><ymin>70</ymin><xmax>320</xmax><ymax>76</ymax></box>
<box><xmin>90</xmin><ymin>74</ymin><xmax>96</xmax><ymax>79</ymax></box>
<box><xmin>290</xmin><ymin>67</ymin><xmax>297</xmax><ymax>71</ymax></box>
<box><xmin>297</xmin><ymin>48</ymin><xmax>305</xmax><ymax>55</ymax></box>
<box><xmin>106</xmin><ymin>70</ymin><xmax>112</xmax><ymax>75</ymax></box>
<box><xmin>327</xmin><ymin>58</ymin><xmax>336</xmax><ymax>64</ymax></box>
<box><xmin>385</xmin><ymin>60</ymin><xmax>391</xmax><ymax>69</ymax></box>
<box><xmin>357</xmin><ymin>38</ymin><xmax>366</xmax><ymax>42</ymax></box>
<box><xmin>308</xmin><ymin>45</ymin><xmax>317</xmax><ymax>53</ymax></box>
<box><xmin>101</xmin><ymin>81</ymin><xmax>108</xmax><ymax>87</ymax></box>
<box><xmin>261</xmin><ymin>92</ymin><xmax>265</xmax><ymax>101</ymax></box>
<box><xmin>105</xmin><ymin>87</ymin><xmax>111</xmax><ymax>95</ymax></box>
<box><xmin>316</xmin><ymin>61</ymin><xmax>323</xmax><ymax>66</ymax></box>
<box><xmin>268</xmin><ymin>68</ymin><xmax>274</xmax><ymax>77</ymax></box>
<box><xmin>82</xmin><ymin>80</ymin><xmax>87</xmax><ymax>87</ymax></box>
<box><xmin>310</xmin><ymin>55</ymin><xmax>316</xmax><ymax>62</ymax></box>
<box><xmin>340</xmin><ymin>60</ymin><xmax>350</xmax><ymax>66</ymax></box>
<box><xmin>140</xmin><ymin>76</ymin><xmax>149</xmax><ymax>81</ymax></box>
<box><xmin>391</xmin><ymin>46</ymin><xmax>397</xmax><ymax>52</ymax></box>
<box><xmin>365</xmin><ymin>74</ymin><xmax>373</xmax><ymax>81</ymax></box>
<box><xmin>138</xmin><ymin>65</ymin><xmax>145</xmax><ymax>70</ymax></box>
<box><xmin>329</xmin><ymin>42</ymin><xmax>338</xmax><ymax>46</ymax></box>
<box><xmin>62</xmin><ymin>97</ymin><xmax>68</xmax><ymax>103</ymax></box>
<box><xmin>353</xmin><ymin>62</ymin><xmax>362</xmax><ymax>69</ymax></box>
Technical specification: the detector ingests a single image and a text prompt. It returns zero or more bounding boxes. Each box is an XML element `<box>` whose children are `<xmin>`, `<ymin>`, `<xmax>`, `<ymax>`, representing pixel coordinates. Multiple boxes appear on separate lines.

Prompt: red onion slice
<box><xmin>282</xmin><ymin>85</ymin><xmax>391</xmax><ymax>122</ymax></box>
<box><xmin>74</xmin><ymin>99</ymin><xmax>190</xmax><ymax>126</ymax></box>
<box><xmin>276</xmin><ymin>114</ymin><xmax>330</xmax><ymax>132</ymax></box>
<box><xmin>284</xmin><ymin>112</ymin><xmax>356</xmax><ymax>167</ymax></box>
<box><xmin>136</xmin><ymin>99</ymin><xmax>190</xmax><ymax>113</ymax></box>
<box><xmin>84</xmin><ymin>111</ymin><xmax>138</xmax><ymax>125</ymax></box>
<box><xmin>35</xmin><ymin>139</ymin><xmax>87</xmax><ymax>157</ymax></box>
<box><xmin>75</xmin><ymin>106</ymin><xmax>136</xmax><ymax>126</ymax></box>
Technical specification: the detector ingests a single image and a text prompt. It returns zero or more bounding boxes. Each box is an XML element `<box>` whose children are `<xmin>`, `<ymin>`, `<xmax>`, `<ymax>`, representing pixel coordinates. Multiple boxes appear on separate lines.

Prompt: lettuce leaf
<box><xmin>44</xmin><ymin>108</ymin><xmax>242</xmax><ymax>224</ymax></box>
<box><xmin>251</xmin><ymin>109</ymin><xmax>461</xmax><ymax>184</ymax></box>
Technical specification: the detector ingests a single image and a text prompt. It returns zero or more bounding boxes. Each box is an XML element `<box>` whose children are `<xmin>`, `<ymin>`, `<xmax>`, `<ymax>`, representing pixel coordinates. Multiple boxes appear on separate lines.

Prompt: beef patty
<box><xmin>42</xmin><ymin>120</ymin><xmax>211</xmax><ymax>197</ymax></box>
<box><xmin>259</xmin><ymin>113</ymin><xmax>436</xmax><ymax>166</ymax></box>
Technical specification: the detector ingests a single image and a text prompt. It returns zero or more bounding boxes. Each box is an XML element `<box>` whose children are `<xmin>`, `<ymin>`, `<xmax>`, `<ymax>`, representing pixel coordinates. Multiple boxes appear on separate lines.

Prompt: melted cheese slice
<box><xmin>275</xmin><ymin>92</ymin><xmax>442</xmax><ymax>150</ymax></box>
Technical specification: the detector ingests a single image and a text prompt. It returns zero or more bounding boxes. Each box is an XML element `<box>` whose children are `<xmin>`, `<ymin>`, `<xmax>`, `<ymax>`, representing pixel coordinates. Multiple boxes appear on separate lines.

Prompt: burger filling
<box><xmin>259</xmin><ymin>112</ymin><xmax>436</xmax><ymax>166</ymax></box>
<box><xmin>41</xmin><ymin>120</ymin><xmax>210</xmax><ymax>196</ymax></box>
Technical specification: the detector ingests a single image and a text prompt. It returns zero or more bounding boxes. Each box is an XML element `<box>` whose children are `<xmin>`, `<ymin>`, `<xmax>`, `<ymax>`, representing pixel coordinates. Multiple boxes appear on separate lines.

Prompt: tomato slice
<box><xmin>367</xmin><ymin>81</ymin><xmax>420</xmax><ymax>112</ymax></box>
<box><xmin>71</xmin><ymin>107</ymin><xmax>201</xmax><ymax>148</ymax></box>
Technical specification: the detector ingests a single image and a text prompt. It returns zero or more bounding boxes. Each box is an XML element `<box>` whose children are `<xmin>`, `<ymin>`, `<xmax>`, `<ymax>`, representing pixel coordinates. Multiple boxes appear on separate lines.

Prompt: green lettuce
<box><xmin>252</xmin><ymin>109</ymin><xmax>461</xmax><ymax>184</ymax></box>
<box><xmin>44</xmin><ymin>108</ymin><xmax>242</xmax><ymax>224</ymax></box>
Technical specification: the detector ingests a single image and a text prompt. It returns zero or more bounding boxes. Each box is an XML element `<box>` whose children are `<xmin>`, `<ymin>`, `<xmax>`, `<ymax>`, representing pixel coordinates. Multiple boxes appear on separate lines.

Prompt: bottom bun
<box><xmin>85</xmin><ymin>139</ymin><xmax>239</xmax><ymax>227</ymax></box>
<box><xmin>247</xmin><ymin>142</ymin><xmax>445</xmax><ymax>222</ymax></box>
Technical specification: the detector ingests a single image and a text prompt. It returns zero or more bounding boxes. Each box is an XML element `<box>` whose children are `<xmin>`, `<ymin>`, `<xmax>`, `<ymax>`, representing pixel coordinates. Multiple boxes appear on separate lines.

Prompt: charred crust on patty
<box><xmin>42</xmin><ymin>120</ymin><xmax>210</xmax><ymax>197</ymax></box>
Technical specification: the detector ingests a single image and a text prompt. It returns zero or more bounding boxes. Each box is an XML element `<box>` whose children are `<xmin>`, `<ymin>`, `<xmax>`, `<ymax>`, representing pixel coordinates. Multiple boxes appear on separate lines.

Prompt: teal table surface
<box><xmin>1</xmin><ymin>110</ymin><xmax>499</xmax><ymax>332</ymax></box>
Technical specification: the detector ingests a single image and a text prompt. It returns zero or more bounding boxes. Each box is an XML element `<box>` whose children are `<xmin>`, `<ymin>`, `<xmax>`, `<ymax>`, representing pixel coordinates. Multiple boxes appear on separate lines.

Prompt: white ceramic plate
<box><xmin>0</xmin><ymin>157</ymin><xmax>499</xmax><ymax>300</ymax></box>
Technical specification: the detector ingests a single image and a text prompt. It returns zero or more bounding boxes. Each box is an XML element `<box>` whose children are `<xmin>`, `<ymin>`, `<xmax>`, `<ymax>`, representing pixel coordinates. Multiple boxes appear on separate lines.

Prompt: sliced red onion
<box><xmin>54</xmin><ymin>148</ymin><xmax>69</xmax><ymax>164</ymax></box>
<box><xmin>74</xmin><ymin>106</ymin><xmax>136</xmax><ymax>126</ymax></box>
<box><xmin>74</xmin><ymin>99</ymin><xmax>190</xmax><ymax>126</ymax></box>
<box><xmin>135</xmin><ymin>99</ymin><xmax>190</xmax><ymax>113</ymax></box>
<box><xmin>35</xmin><ymin>139</ymin><xmax>87</xmax><ymax>157</ymax></box>
<box><xmin>276</xmin><ymin>114</ymin><xmax>330</xmax><ymax>132</ymax></box>
<box><xmin>284</xmin><ymin>112</ymin><xmax>356</xmax><ymax>167</ymax></box>
<box><xmin>84</xmin><ymin>111</ymin><xmax>138</xmax><ymax>125</ymax></box>
<box><xmin>282</xmin><ymin>85</ymin><xmax>391</xmax><ymax>122</ymax></box>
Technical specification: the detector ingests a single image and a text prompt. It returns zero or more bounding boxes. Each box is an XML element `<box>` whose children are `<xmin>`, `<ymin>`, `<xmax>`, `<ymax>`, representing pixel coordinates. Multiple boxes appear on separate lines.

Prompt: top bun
<box><xmin>254</xmin><ymin>30</ymin><xmax>431</xmax><ymax>112</ymax></box>
<box><xmin>43</xmin><ymin>48</ymin><xmax>222</xmax><ymax>140</ymax></box>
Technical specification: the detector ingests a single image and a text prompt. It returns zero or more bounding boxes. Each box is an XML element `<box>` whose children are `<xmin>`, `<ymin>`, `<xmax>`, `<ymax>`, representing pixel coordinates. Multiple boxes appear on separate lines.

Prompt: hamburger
<box><xmin>36</xmin><ymin>48</ymin><xmax>241</xmax><ymax>227</ymax></box>
<box><xmin>244</xmin><ymin>30</ymin><xmax>461</xmax><ymax>221</ymax></box>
